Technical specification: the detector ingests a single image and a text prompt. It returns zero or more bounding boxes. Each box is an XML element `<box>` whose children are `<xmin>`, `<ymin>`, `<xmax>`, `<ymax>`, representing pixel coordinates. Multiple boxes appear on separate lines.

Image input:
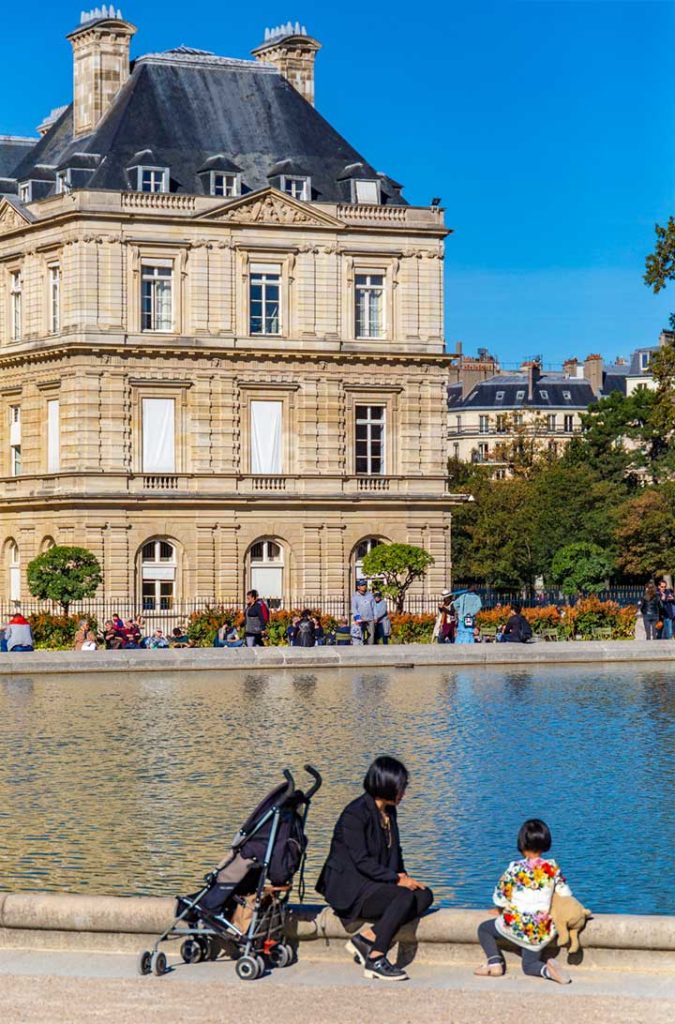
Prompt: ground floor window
<box><xmin>8</xmin><ymin>540</ymin><xmax>20</xmax><ymax>602</ymax></box>
<box><xmin>352</xmin><ymin>537</ymin><xmax>383</xmax><ymax>585</ymax></box>
<box><xmin>140</xmin><ymin>539</ymin><xmax>176</xmax><ymax>609</ymax></box>
<box><xmin>248</xmin><ymin>539</ymin><xmax>284</xmax><ymax>603</ymax></box>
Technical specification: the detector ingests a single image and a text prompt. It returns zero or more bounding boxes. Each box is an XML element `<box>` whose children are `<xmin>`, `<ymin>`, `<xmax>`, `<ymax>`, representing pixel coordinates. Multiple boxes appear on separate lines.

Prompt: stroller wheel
<box><xmin>180</xmin><ymin>939</ymin><xmax>201</xmax><ymax>964</ymax></box>
<box><xmin>235</xmin><ymin>955</ymin><xmax>260</xmax><ymax>981</ymax></box>
<box><xmin>268</xmin><ymin>943</ymin><xmax>292</xmax><ymax>969</ymax></box>
<box><xmin>151</xmin><ymin>951</ymin><xmax>167</xmax><ymax>976</ymax></box>
<box><xmin>137</xmin><ymin>950</ymin><xmax>152</xmax><ymax>976</ymax></box>
<box><xmin>256</xmin><ymin>954</ymin><xmax>266</xmax><ymax>977</ymax></box>
<box><xmin>206</xmin><ymin>937</ymin><xmax>221</xmax><ymax>961</ymax></box>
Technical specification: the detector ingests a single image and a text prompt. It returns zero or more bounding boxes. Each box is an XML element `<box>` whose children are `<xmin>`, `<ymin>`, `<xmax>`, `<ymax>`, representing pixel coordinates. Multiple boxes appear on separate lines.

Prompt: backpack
<box><xmin>296</xmin><ymin>619</ymin><xmax>315</xmax><ymax>647</ymax></box>
<box><xmin>259</xmin><ymin>600</ymin><xmax>270</xmax><ymax>625</ymax></box>
<box><xmin>239</xmin><ymin>795</ymin><xmax>308</xmax><ymax>886</ymax></box>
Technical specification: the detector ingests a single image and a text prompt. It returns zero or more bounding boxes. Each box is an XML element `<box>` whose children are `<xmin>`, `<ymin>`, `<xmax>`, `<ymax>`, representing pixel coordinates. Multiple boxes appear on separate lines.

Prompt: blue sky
<box><xmin>2</xmin><ymin>0</ymin><xmax>673</xmax><ymax>365</ymax></box>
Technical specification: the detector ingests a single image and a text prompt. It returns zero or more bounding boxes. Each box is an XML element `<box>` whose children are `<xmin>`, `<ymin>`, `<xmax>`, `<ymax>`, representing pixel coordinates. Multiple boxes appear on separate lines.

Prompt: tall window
<box><xmin>8</xmin><ymin>541</ymin><xmax>20</xmax><ymax>602</ymax></box>
<box><xmin>353</xmin><ymin>538</ymin><xmax>382</xmax><ymax>584</ymax></box>
<box><xmin>141</xmin><ymin>265</ymin><xmax>173</xmax><ymax>332</ymax></box>
<box><xmin>141</xmin><ymin>540</ymin><xmax>176</xmax><ymax>610</ymax></box>
<box><xmin>10</xmin><ymin>271</ymin><xmax>22</xmax><ymax>341</ymax></box>
<box><xmin>9</xmin><ymin>405</ymin><xmax>21</xmax><ymax>476</ymax></box>
<box><xmin>564</xmin><ymin>414</ymin><xmax>574</xmax><ymax>433</ymax></box>
<box><xmin>19</xmin><ymin>183</ymin><xmax>31</xmax><ymax>203</ymax></box>
<box><xmin>453</xmin><ymin>442</ymin><xmax>460</xmax><ymax>459</ymax></box>
<box><xmin>250</xmin><ymin>400</ymin><xmax>283</xmax><ymax>474</ymax></box>
<box><xmin>477</xmin><ymin>442</ymin><xmax>489</xmax><ymax>462</ymax></box>
<box><xmin>496</xmin><ymin>415</ymin><xmax>507</xmax><ymax>433</ymax></box>
<box><xmin>546</xmin><ymin>414</ymin><xmax>556</xmax><ymax>431</ymax></box>
<box><xmin>250</xmin><ymin>265</ymin><xmax>280</xmax><ymax>335</ymax></box>
<box><xmin>211</xmin><ymin>173</ymin><xmax>239</xmax><ymax>197</ymax></box>
<box><xmin>249</xmin><ymin>540</ymin><xmax>284</xmax><ymax>603</ymax></box>
<box><xmin>138</xmin><ymin>167</ymin><xmax>168</xmax><ymax>193</ymax></box>
<box><xmin>355</xmin><ymin>404</ymin><xmax>385</xmax><ymax>475</ymax></box>
<box><xmin>355</xmin><ymin>274</ymin><xmax>384</xmax><ymax>339</ymax></box>
<box><xmin>47</xmin><ymin>398</ymin><xmax>60</xmax><ymax>473</ymax></box>
<box><xmin>49</xmin><ymin>265</ymin><xmax>61</xmax><ymax>334</ymax></box>
<box><xmin>281</xmin><ymin>176</ymin><xmax>309</xmax><ymax>200</ymax></box>
<box><xmin>479</xmin><ymin>415</ymin><xmax>490</xmax><ymax>434</ymax></box>
<box><xmin>142</xmin><ymin>398</ymin><xmax>175</xmax><ymax>473</ymax></box>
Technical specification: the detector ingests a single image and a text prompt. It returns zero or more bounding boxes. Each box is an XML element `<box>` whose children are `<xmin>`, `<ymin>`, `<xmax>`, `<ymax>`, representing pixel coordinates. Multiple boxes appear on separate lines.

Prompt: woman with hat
<box><xmin>432</xmin><ymin>590</ymin><xmax>455</xmax><ymax>643</ymax></box>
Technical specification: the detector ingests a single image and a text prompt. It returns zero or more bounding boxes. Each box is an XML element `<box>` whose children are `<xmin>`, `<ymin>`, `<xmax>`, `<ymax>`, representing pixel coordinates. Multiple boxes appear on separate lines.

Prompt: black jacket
<box><xmin>504</xmin><ymin>613</ymin><xmax>532</xmax><ymax>642</ymax></box>
<box><xmin>316</xmin><ymin>793</ymin><xmax>405</xmax><ymax>918</ymax></box>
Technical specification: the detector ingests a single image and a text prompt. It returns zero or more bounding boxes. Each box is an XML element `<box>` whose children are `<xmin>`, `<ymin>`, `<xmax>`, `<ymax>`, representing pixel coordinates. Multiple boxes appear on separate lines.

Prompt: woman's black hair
<box><xmin>517</xmin><ymin>818</ymin><xmax>552</xmax><ymax>854</ymax></box>
<box><xmin>363</xmin><ymin>756</ymin><xmax>409</xmax><ymax>802</ymax></box>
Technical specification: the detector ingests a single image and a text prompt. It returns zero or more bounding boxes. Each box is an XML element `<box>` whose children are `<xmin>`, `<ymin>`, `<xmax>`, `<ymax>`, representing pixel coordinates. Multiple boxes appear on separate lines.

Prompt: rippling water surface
<box><xmin>0</xmin><ymin>665</ymin><xmax>672</xmax><ymax>914</ymax></box>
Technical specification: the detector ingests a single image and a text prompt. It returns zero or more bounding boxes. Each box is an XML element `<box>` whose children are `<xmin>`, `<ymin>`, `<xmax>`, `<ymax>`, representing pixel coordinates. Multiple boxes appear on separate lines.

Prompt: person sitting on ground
<box><xmin>350</xmin><ymin>614</ymin><xmax>365</xmax><ymax>645</ymax></box>
<box><xmin>170</xmin><ymin>626</ymin><xmax>190</xmax><ymax>648</ymax></box>
<box><xmin>473</xmin><ymin>624</ymin><xmax>483</xmax><ymax>643</ymax></box>
<box><xmin>102</xmin><ymin>619</ymin><xmax>123</xmax><ymax>650</ymax></box>
<box><xmin>73</xmin><ymin>618</ymin><xmax>90</xmax><ymax>651</ymax></box>
<box><xmin>316</xmin><ymin>756</ymin><xmax>433</xmax><ymax>983</ymax></box>
<box><xmin>498</xmin><ymin>604</ymin><xmax>533</xmax><ymax>643</ymax></box>
<box><xmin>147</xmin><ymin>628</ymin><xmax>169</xmax><ymax>649</ymax></box>
<box><xmin>474</xmin><ymin>818</ymin><xmax>573</xmax><ymax>985</ymax></box>
<box><xmin>295</xmin><ymin>609</ymin><xmax>316</xmax><ymax>648</ymax></box>
<box><xmin>5</xmin><ymin>613</ymin><xmax>34</xmax><ymax>652</ymax></box>
<box><xmin>333</xmin><ymin>616</ymin><xmax>352</xmax><ymax>646</ymax></box>
<box><xmin>80</xmin><ymin>630</ymin><xmax>98</xmax><ymax>651</ymax></box>
<box><xmin>286</xmin><ymin>616</ymin><xmax>300</xmax><ymax>646</ymax></box>
<box><xmin>123</xmin><ymin>618</ymin><xmax>142</xmax><ymax>648</ymax></box>
<box><xmin>224</xmin><ymin>626</ymin><xmax>243</xmax><ymax>648</ymax></box>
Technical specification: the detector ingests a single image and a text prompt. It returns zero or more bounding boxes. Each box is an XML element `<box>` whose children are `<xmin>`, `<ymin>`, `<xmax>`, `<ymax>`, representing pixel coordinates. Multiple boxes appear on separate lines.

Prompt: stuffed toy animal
<box><xmin>551</xmin><ymin>890</ymin><xmax>592</xmax><ymax>954</ymax></box>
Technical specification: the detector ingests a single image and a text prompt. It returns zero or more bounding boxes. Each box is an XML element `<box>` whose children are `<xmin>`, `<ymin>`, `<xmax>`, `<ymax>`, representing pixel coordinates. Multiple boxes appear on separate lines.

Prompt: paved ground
<box><xmin>0</xmin><ymin>949</ymin><xmax>672</xmax><ymax>1024</ymax></box>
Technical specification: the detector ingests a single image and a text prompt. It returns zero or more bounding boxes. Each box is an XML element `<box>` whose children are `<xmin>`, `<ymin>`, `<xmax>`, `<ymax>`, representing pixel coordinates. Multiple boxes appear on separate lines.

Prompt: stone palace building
<box><xmin>0</xmin><ymin>9</ymin><xmax>461</xmax><ymax>610</ymax></box>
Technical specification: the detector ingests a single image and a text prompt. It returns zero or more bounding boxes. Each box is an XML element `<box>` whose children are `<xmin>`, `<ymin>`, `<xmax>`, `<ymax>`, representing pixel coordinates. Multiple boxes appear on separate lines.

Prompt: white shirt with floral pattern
<box><xmin>492</xmin><ymin>857</ymin><xmax>572</xmax><ymax>950</ymax></box>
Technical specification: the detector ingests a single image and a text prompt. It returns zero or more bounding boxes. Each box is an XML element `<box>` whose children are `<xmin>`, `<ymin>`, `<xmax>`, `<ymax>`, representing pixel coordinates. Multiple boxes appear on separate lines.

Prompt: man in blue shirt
<box><xmin>351</xmin><ymin>579</ymin><xmax>377</xmax><ymax>644</ymax></box>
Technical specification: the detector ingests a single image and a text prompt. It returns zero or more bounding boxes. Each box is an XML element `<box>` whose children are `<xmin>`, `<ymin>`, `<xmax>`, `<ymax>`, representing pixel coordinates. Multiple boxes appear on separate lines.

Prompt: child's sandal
<box><xmin>474</xmin><ymin>962</ymin><xmax>505</xmax><ymax>977</ymax></box>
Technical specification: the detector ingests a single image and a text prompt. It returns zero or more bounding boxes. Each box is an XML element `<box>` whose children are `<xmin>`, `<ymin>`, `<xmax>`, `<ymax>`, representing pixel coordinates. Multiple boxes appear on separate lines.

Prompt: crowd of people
<box><xmin>637</xmin><ymin>579</ymin><xmax>675</xmax><ymax>640</ymax></box>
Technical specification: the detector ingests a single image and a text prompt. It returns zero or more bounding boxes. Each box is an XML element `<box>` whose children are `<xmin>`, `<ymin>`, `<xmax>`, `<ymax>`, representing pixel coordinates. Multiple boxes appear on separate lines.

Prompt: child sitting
<box><xmin>475</xmin><ymin>818</ymin><xmax>572</xmax><ymax>984</ymax></box>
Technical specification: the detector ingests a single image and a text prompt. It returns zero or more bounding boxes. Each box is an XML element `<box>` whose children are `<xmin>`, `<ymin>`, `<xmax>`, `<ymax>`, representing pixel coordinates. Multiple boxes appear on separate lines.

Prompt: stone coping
<box><xmin>0</xmin><ymin>893</ymin><xmax>672</xmax><ymax>953</ymax></box>
<box><xmin>0</xmin><ymin>640</ymin><xmax>673</xmax><ymax>675</ymax></box>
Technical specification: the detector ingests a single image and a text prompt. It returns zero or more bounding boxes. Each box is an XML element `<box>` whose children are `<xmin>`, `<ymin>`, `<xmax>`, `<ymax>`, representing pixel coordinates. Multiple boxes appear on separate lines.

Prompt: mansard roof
<box><xmin>447</xmin><ymin>373</ymin><xmax>598</xmax><ymax>411</ymax></box>
<box><xmin>0</xmin><ymin>136</ymin><xmax>38</xmax><ymax>181</ymax></box>
<box><xmin>8</xmin><ymin>49</ymin><xmax>405</xmax><ymax>204</ymax></box>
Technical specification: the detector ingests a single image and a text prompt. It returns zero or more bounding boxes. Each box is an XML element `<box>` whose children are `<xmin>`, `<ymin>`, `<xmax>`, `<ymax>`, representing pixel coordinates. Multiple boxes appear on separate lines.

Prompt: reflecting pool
<box><xmin>0</xmin><ymin>664</ymin><xmax>672</xmax><ymax>914</ymax></box>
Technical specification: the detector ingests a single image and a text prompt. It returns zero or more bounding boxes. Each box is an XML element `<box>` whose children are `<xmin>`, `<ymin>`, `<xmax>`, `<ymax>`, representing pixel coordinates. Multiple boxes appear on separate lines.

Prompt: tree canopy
<box><xmin>361</xmin><ymin>543</ymin><xmax>434</xmax><ymax>613</ymax></box>
<box><xmin>549</xmin><ymin>542</ymin><xmax>614</xmax><ymax>596</ymax></box>
<box><xmin>27</xmin><ymin>546</ymin><xmax>102</xmax><ymax>613</ymax></box>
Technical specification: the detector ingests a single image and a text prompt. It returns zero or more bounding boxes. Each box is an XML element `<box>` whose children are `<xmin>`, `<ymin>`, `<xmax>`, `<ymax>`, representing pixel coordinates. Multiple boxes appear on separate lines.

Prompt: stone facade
<box><xmin>0</xmin><ymin>188</ymin><xmax>457</xmax><ymax>607</ymax></box>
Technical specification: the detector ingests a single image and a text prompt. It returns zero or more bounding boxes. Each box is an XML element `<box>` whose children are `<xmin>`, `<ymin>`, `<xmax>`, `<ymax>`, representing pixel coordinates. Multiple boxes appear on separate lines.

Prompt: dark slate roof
<box><xmin>9</xmin><ymin>51</ymin><xmax>406</xmax><ymax>204</ymax></box>
<box><xmin>0</xmin><ymin>136</ymin><xmax>39</xmax><ymax>185</ymax></box>
<box><xmin>627</xmin><ymin>347</ymin><xmax>658</xmax><ymax>375</ymax></box>
<box><xmin>447</xmin><ymin>373</ymin><xmax>597</xmax><ymax>411</ymax></box>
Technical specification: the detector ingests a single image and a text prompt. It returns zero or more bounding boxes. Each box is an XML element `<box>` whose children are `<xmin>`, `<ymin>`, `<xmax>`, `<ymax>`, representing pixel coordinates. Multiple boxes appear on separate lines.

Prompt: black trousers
<box><xmin>478</xmin><ymin>918</ymin><xmax>546</xmax><ymax>977</ymax></box>
<box><xmin>358</xmin><ymin>884</ymin><xmax>434</xmax><ymax>955</ymax></box>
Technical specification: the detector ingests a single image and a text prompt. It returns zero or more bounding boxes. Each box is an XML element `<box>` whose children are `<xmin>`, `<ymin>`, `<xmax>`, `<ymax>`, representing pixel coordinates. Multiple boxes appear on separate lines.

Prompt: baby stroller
<box><xmin>138</xmin><ymin>764</ymin><xmax>322</xmax><ymax>980</ymax></box>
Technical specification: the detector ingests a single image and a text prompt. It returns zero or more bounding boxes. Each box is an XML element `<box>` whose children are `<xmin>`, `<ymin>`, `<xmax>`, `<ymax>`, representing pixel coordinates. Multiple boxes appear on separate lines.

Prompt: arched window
<box><xmin>248</xmin><ymin>540</ymin><xmax>284</xmax><ymax>604</ymax></box>
<box><xmin>40</xmin><ymin>536</ymin><xmax>56</xmax><ymax>553</ymax></box>
<box><xmin>140</xmin><ymin>539</ymin><xmax>176</xmax><ymax>610</ymax></box>
<box><xmin>7</xmin><ymin>541</ymin><xmax>20</xmax><ymax>603</ymax></box>
<box><xmin>352</xmin><ymin>537</ymin><xmax>384</xmax><ymax>585</ymax></box>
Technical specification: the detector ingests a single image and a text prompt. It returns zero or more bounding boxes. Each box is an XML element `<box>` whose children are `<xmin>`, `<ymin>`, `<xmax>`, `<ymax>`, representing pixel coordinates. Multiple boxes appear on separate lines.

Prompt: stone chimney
<box><xmin>563</xmin><ymin>357</ymin><xmax>579</xmax><ymax>378</ymax></box>
<box><xmin>583</xmin><ymin>354</ymin><xmax>604</xmax><ymax>396</ymax></box>
<box><xmin>521</xmin><ymin>360</ymin><xmax>541</xmax><ymax>401</ymax></box>
<box><xmin>67</xmin><ymin>7</ymin><xmax>137</xmax><ymax>138</ymax></box>
<box><xmin>251</xmin><ymin>23</ymin><xmax>321</xmax><ymax>106</ymax></box>
<box><xmin>459</xmin><ymin>351</ymin><xmax>499</xmax><ymax>399</ymax></box>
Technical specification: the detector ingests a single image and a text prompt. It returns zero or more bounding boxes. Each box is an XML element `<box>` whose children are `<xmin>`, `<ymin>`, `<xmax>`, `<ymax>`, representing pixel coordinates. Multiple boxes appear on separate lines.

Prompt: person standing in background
<box><xmin>373</xmin><ymin>590</ymin><xmax>391</xmax><ymax>645</ymax></box>
<box><xmin>351</xmin><ymin>579</ymin><xmax>377</xmax><ymax>644</ymax></box>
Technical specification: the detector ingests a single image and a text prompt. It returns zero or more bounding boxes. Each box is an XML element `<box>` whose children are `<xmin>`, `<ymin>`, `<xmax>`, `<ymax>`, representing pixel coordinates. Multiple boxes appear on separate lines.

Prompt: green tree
<box><xmin>614</xmin><ymin>487</ymin><xmax>675</xmax><ymax>579</ymax></box>
<box><xmin>361</xmin><ymin>543</ymin><xmax>434</xmax><ymax>613</ymax></box>
<box><xmin>27</xmin><ymin>546</ymin><xmax>102</xmax><ymax>614</ymax></box>
<box><xmin>644</xmin><ymin>217</ymin><xmax>675</xmax><ymax>294</ymax></box>
<box><xmin>550</xmin><ymin>542</ymin><xmax>614</xmax><ymax>596</ymax></box>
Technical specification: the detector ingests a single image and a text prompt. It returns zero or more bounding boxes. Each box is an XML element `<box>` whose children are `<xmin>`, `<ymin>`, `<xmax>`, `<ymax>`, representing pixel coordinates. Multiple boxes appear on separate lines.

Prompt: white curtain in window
<box><xmin>251</xmin><ymin>400</ymin><xmax>282</xmax><ymax>474</ymax></box>
<box><xmin>155</xmin><ymin>277</ymin><xmax>172</xmax><ymax>330</ymax></box>
<box><xmin>9</xmin><ymin>414</ymin><xmax>20</xmax><ymax>447</ymax></box>
<box><xmin>47</xmin><ymin>399</ymin><xmax>60</xmax><ymax>472</ymax></box>
<box><xmin>142</xmin><ymin>398</ymin><xmax>175</xmax><ymax>472</ymax></box>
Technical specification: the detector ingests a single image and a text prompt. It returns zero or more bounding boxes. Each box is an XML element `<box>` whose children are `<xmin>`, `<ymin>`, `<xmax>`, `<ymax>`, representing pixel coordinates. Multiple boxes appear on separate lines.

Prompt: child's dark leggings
<box><xmin>478</xmin><ymin>919</ymin><xmax>547</xmax><ymax>978</ymax></box>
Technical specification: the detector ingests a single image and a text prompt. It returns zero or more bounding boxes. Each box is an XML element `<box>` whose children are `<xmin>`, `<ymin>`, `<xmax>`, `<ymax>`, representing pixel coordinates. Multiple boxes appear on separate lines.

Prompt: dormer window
<box><xmin>495</xmin><ymin>390</ymin><xmax>505</xmax><ymax>402</ymax></box>
<box><xmin>281</xmin><ymin>175</ymin><xmax>310</xmax><ymax>201</ymax></box>
<box><xmin>562</xmin><ymin>390</ymin><xmax>572</xmax><ymax>401</ymax></box>
<box><xmin>539</xmin><ymin>389</ymin><xmax>549</xmax><ymax>400</ymax></box>
<box><xmin>352</xmin><ymin>179</ymin><xmax>381</xmax><ymax>204</ymax></box>
<box><xmin>516</xmin><ymin>389</ymin><xmax>525</xmax><ymax>401</ymax></box>
<box><xmin>640</xmin><ymin>351</ymin><xmax>651</xmax><ymax>370</ymax></box>
<box><xmin>211</xmin><ymin>172</ymin><xmax>240</xmax><ymax>198</ymax></box>
<box><xmin>19</xmin><ymin>183</ymin><xmax>32</xmax><ymax>203</ymax></box>
<box><xmin>55</xmin><ymin>169</ymin><xmax>71</xmax><ymax>194</ymax></box>
<box><xmin>138</xmin><ymin>167</ymin><xmax>169</xmax><ymax>193</ymax></box>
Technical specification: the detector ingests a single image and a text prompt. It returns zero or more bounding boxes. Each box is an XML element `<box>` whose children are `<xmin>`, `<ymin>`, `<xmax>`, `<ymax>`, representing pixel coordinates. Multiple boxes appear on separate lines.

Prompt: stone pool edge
<box><xmin>0</xmin><ymin>640</ymin><xmax>674</xmax><ymax>674</ymax></box>
<box><xmin>0</xmin><ymin>893</ymin><xmax>672</xmax><ymax>972</ymax></box>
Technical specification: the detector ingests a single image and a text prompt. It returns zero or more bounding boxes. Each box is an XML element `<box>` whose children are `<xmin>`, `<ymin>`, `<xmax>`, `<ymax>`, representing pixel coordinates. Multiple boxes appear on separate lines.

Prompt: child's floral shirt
<box><xmin>493</xmin><ymin>857</ymin><xmax>572</xmax><ymax>950</ymax></box>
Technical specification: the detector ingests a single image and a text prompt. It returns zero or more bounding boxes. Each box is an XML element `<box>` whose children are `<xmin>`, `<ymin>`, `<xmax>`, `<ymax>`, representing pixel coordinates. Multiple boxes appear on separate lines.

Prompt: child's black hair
<box><xmin>517</xmin><ymin>818</ymin><xmax>552</xmax><ymax>854</ymax></box>
<box><xmin>363</xmin><ymin>755</ymin><xmax>409</xmax><ymax>802</ymax></box>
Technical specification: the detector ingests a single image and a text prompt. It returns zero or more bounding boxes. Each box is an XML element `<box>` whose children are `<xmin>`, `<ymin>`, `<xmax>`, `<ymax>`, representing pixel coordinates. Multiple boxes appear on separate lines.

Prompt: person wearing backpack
<box><xmin>244</xmin><ymin>589</ymin><xmax>269</xmax><ymax>647</ymax></box>
<box><xmin>499</xmin><ymin>604</ymin><xmax>533</xmax><ymax>643</ymax></box>
<box><xmin>295</xmin><ymin>609</ymin><xmax>316</xmax><ymax>648</ymax></box>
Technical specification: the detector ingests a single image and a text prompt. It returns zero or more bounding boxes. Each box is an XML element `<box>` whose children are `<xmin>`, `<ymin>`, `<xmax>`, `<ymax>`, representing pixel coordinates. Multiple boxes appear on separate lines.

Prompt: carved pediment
<box><xmin>0</xmin><ymin>199</ymin><xmax>33</xmax><ymax>234</ymax></box>
<box><xmin>199</xmin><ymin>188</ymin><xmax>344</xmax><ymax>229</ymax></box>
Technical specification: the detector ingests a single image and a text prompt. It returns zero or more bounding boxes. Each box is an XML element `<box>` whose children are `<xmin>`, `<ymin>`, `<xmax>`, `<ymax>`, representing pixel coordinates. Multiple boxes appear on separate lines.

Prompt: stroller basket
<box><xmin>138</xmin><ymin>764</ymin><xmax>322</xmax><ymax>981</ymax></box>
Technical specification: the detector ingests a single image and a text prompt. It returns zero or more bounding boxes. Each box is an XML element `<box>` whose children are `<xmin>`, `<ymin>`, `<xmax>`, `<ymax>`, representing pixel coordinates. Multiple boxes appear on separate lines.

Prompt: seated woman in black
<box><xmin>316</xmin><ymin>756</ymin><xmax>433</xmax><ymax>982</ymax></box>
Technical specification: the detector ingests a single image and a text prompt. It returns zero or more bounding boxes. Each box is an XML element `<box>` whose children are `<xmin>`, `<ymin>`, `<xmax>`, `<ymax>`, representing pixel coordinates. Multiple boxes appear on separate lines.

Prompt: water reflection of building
<box><xmin>0</xmin><ymin>11</ymin><xmax>461</xmax><ymax>610</ymax></box>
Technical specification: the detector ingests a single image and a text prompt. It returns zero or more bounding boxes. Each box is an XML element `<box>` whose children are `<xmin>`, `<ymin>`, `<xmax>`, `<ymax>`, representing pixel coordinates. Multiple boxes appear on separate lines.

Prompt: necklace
<box><xmin>379</xmin><ymin>809</ymin><xmax>392</xmax><ymax>849</ymax></box>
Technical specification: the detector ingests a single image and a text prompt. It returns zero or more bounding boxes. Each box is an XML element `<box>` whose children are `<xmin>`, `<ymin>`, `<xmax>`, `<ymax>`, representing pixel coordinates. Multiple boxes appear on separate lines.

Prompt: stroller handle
<box><xmin>281</xmin><ymin>768</ymin><xmax>295</xmax><ymax>800</ymax></box>
<box><xmin>303</xmin><ymin>764</ymin><xmax>322</xmax><ymax>800</ymax></box>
